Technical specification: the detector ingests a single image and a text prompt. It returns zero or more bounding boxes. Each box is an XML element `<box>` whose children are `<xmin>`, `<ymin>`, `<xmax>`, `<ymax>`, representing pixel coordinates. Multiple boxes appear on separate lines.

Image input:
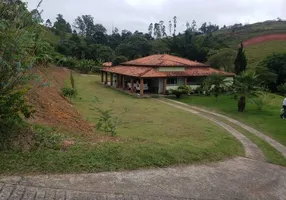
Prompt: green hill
<box><xmin>245</xmin><ymin>40</ymin><xmax>286</xmax><ymax>66</ymax></box>
<box><xmin>215</xmin><ymin>20</ymin><xmax>286</xmax><ymax>47</ymax></box>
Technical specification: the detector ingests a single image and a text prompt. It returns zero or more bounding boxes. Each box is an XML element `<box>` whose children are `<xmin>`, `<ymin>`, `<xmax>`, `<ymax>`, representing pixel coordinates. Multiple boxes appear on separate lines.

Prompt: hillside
<box><xmin>215</xmin><ymin>20</ymin><xmax>286</xmax><ymax>47</ymax></box>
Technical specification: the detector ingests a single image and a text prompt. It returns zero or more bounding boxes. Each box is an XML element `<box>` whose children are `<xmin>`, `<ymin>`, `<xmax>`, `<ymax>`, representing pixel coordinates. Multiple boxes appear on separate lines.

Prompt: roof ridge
<box><xmin>139</xmin><ymin>67</ymin><xmax>153</xmax><ymax>77</ymax></box>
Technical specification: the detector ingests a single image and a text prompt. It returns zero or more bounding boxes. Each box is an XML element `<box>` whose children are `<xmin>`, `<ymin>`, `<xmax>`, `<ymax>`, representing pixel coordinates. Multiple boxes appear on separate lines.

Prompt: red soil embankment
<box><xmin>243</xmin><ymin>34</ymin><xmax>286</xmax><ymax>47</ymax></box>
<box><xmin>27</xmin><ymin>66</ymin><xmax>92</xmax><ymax>134</ymax></box>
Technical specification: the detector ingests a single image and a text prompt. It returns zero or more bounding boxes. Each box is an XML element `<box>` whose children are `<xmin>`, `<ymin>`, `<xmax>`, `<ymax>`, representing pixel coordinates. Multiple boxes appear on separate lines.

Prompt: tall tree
<box><xmin>53</xmin><ymin>14</ymin><xmax>72</xmax><ymax>38</ymax></box>
<box><xmin>148</xmin><ymin>23</ymin><xmax>153</xmax><ymax>36</ymax></box>
<box><xmin>45</xmin><ymin>19</ymin><xmax>52</xmax><ymax>28</ymax></box>
<box><xmin>186</xmin><ymin>21</ymin><xmax>190</xmax><ymax>30</ymax></box>
<box><xmin>234</xmin><ymin>42</ymin><xmax>247</xmax><ymax>75</ymax></box>
<box><xmin>191</xmin><ymin>20</ymin><xmax>197</xmax><ymax>32</ymax></box>
<box><xmin>173</xmin><ymin>16</ymin><xmax>177</xmax><ymax>35</ymax></box>
<box><xmin>154</xmin><ymin>23</ymin><xmax>161</xmax><ymax>39</ymax></box>
<box><xmin>168</xmin><ymin>20</ymin><xmax>172</xmax><ymax>36</ymax></box>
<box><xmin>159</xmin><ymin>21</ymin><xmax>166</xmax><ymax>37</ymax></box>
<box><xmin>74</xmin><ymin>15</ymin><xmax>97</xmax><ymax>37</ymax></box>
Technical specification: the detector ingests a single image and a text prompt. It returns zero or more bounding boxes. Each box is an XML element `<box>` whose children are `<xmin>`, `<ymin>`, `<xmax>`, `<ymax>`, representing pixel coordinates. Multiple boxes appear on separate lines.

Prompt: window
<box><xmin>167</xmin><ymin>78</ymin><xmax>177</xmax><ymax>85</ymax></box>
<box><xmin>187</xmin><ymin>77</ymin><xmax>204</xmax><ymax>85</ymax></box>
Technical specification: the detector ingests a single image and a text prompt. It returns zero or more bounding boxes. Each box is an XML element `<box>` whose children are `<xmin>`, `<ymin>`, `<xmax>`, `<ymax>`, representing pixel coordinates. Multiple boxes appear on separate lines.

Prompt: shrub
<box><xmin>61</xmin><ymin>87</ymin><xmax>77</xmax><ymax>101</ymax></box>
<box><xmin>92</xmin><ymin>97</ymin><xmax>130</xmax><ymax>137</ymax></box>
<box><xmin>169</xmin><ymin>86</ymin><xmax>191</xmax><ymax>98</ymax></box>
<box><xmin>277</xmin><ymin>83</ymin><xmax>286</xmax><ymax>96</ymax></box>
<box><xmin>251</xmin><ymin>91</ymin><xmax>275</xmax><ymax>111</ymax></box>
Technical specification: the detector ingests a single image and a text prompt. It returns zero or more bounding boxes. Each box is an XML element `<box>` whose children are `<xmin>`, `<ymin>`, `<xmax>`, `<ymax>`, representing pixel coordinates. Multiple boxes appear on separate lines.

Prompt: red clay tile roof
<box><xmin>122</xmin><ymin>54</ymin><xmax>209</xmax><ymax>67</ymax></box>
<box><xmin>102</xmin><ymin>66</ymin><xmax>234</xmax><ymax>78</ymax></box>
<box><xmin>103</xmin><ymin>62</ymin><xmax>112</xmax><ymax>67</ymax></box>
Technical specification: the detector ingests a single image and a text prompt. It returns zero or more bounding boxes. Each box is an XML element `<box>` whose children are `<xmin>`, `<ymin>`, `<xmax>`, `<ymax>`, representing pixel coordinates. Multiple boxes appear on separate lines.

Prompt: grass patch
<box><xmin>178</xmin><ymin>95</ymin><xmax>286</xmax><ymax>145</ymax></box>
<box><xmin>0</xmin><ymin>75</ymin><xmax>244</xmax><ymax>175</ymax></box>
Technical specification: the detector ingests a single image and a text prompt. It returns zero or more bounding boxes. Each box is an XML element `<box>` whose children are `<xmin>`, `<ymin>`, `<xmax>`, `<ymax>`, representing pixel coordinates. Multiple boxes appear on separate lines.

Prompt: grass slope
<box><xmin>245</xmin><ymin>40</ymin><xmax>286</xmax><ymax>66</ymax></box>
<box><xmin>0</xmin><ymin>74</ymin><xmax>243</xmax><ymax>175</ymax></box>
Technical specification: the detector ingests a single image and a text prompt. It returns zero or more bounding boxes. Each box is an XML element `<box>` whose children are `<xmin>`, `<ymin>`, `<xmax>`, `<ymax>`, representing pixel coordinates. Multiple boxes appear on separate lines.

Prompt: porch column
<box><xmin>184</xmin><ymin>77</ymin><xmax>188</xmax><ymax>86</ymax></box>
<box><xmin>163</xmin><ymin>78</ymin><xmax>167</xmax><ymax>95</ymax></box>
<box><xmin>110</xmin><ymin>73</ymin><xmax>114</xmax><ymax>87</ymax></box>
<box><xmin>105</xmin><ymin>72</ymin><xmax>108</xmax><ymax>85</ymax></box>
<box><xmin>101</xmin><ymin>71</ymin><xmax>104</xmax><ymax>83</ymax></box>
<box><xmin>140</xmin><ymin>78</ymin><xmax>144</xmax><ymax>97</ymax></box>
<box><xmin>130</xmin><ymin>78</ymin><xmax>134</xmax><ymax>93</ymax></box>
<box><xmin>122</xmin><ymin>76</ymin><xmax>126</xmax><ymax>90</ymax></box>
<box><xmin>116</xmin><ymin>74</ymin><xmax>120</xmax><ymax>88</ymax></box>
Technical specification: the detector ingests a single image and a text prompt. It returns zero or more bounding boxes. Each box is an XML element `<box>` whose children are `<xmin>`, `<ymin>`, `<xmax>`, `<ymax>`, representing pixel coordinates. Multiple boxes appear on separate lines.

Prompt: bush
<box><xmin>277</xmin><ymin>83</ymin><xmax>286</xmax><ymax>96</ymax></box>
<box><xmin>61</xmin><ymin>88</ymin><xmax>77</xmax><ymax>101</ymax></box>
<box><xmin>169</xmin><ymin>86</ymin><xmax>191</xmax><ymax>98</ymax></box>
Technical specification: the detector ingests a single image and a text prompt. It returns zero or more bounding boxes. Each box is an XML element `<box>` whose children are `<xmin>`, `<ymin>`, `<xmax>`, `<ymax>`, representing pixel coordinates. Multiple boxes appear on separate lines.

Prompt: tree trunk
<box><xmin>238</xmin><ymin>96</ymin><xmax>246</xmax><ymax>112</ymax></box>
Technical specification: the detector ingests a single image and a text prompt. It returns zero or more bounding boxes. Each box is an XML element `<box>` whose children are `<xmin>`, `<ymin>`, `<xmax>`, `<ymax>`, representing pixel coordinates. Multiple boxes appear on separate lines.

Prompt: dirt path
<box><xmin>156</xmin><ymin>99</ymin><xmax>265</xmax><ymax>161</ymax></box>
<box><xmin>162</xmin><ymin>98</ymin><xmax>286</xmax><ymax>158</ymax></box>
<box><xmin>0</xmin><ymin>157</ymin><xmax>286</xmax><ymax>200</ymax></box>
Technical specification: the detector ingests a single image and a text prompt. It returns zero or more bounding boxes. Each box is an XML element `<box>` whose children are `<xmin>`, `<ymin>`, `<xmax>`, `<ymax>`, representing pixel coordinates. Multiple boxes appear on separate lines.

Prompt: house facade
<box><xmin>101</xmin><ymin>54</ymin><xmax>234</xmax><ymax>96</ymax></box>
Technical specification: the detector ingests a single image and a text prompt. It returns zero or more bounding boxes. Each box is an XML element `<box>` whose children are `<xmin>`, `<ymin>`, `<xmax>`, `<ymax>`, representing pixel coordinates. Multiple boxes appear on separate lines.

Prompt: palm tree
<box><xmin>206</xmin><ymin>73</ymin><xmax>230</xmax><ymax>101</ymax></box>
<box><xmin>233</xmin><ymin>70</ymin><xmax>261</xmax><ymax>112</ymax></box>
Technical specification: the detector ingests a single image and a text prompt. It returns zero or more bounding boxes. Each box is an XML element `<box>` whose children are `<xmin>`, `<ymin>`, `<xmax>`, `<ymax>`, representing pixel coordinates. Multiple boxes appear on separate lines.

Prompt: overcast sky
<box><xmin>25</xmin><ymin>0</ymin><xmax>286</xmax><ymax>34</ymax></box>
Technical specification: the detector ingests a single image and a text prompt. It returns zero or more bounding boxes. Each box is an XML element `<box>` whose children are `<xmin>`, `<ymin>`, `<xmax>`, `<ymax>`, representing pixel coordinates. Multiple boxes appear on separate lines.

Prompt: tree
<box><xmin>234</xmin><ymin>42</ymin><xmax>247</xmax><ymax>75</ymax></box>
<box><xmin>53</xmin><ymin>14</ymin><xmax>72</xmax><ymax>38</ymax></box>
<box><xmin>94</xmin><ymin>24</ymin><xmax>107</xmax><ymax>33</ymax></box>
<box><xmin>0</xmin><ymin>0</ymin><xmax>42</xmax><ymax>148</ymax></box>
<box><xmin>45</xmin><ymin>19</ymin><xmax>52</xmax><ymax>28</ymax></box>
<box><xmin>112</xmin><ymin>27</ymin><xmax>119</xmax><ymax>34</ymax></box>
<box><xmin>261</xmin><ymin>53</ymin><xmax>286</xmax><ymax>92</ymax></box>
<box><xmin>148</xmin><ymin>23</ymin><xmax>153</xmax><ymax>36</ymax></box>
<box><xmin>199</xmin><ymin>22</ymin><xmax>207</xmax><ymax>34</ymax></box>
<box><xmin>154</xmin><ymin>23</ymin><xmax>161</xmax><ymax>39</ymax></box>
<box><xmin>186</xmin><ymin>21</ymin><xmax>190</xmax><ymax>30</ymax></box>
<box><xmin>207</xmin><ymin>48</ymin><xmax>237</xmax><ymax>72</ymax></box>
<box><xmin>74</xmin><ymin>15</ymin><xmax>98</xmax><ymax>37</ymax></box>
<box><xmin>233</xmin><ymin>70</ymin><xmax>261</xmax><ymax>112</ymax></box>
<box><xmin>74</xmin><ymin>16</ymin><xmax>86</xmax><ymax>35</ymax></box>
<box><xmin>168</xmin><ymin>20</ymin><xmax>172</xmax><ymax>36</ymax></box>
<box><xmin>159</xmin><ymin>21</ymin><xmax>167</xmax><ymax>37</ymax></box>
<box><xmin>115</xmin><ymin>35</ymin><xmax>151</xmax><ymax>59</ymax></box>
<box><xmin>173</xmin><ymin>16</ymin><xmax>177</xmax><ymax>35</ymax></box>
<box><xmin>191</xmin><ymin>20</ymin><xmax>197</xmax><ymax>32</ymax></box>
<box><xmin>205</xmin><ymin>73</ymin><xmax>229</xmax><ymax>101</ymax></box>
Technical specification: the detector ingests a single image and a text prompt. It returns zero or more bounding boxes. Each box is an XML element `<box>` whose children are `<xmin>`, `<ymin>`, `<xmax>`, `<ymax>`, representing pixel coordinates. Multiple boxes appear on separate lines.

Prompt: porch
<box><xmin>100</xmin><ymin>71</ymin><xmax>204</xmax><ymax>97</ymax></box>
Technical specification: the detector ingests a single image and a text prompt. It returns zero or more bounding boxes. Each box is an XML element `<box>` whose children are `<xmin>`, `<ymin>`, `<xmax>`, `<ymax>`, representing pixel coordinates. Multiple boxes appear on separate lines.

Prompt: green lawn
<box><xmin>178</xmin><ymin>95</ymin><xmax>286</xmax><ymax>146</ymax></box>
<box><xmin>0</xmin><ymin>75</ymin><xmax>244</xmax><ymax>175</ymax></box>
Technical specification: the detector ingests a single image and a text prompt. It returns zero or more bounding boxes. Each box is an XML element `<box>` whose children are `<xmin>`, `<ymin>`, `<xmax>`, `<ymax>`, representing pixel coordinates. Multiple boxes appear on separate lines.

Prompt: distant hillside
<box><xmin>210</xmin><ymin>20</ymin><xmax>286</xmax><ymax>67</ymax></box>
<box><xmin>215</xmin><ymin>20</ymin><xmax>286</xmax><ymax>47</ymax></box>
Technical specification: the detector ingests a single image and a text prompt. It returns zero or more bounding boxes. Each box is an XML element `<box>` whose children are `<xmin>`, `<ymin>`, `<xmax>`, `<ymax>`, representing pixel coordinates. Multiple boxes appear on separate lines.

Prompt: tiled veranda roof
<box><xmin>102</xmin><ymin>66</ymin><xmax>234</xmax><ymax>78</ymax></box>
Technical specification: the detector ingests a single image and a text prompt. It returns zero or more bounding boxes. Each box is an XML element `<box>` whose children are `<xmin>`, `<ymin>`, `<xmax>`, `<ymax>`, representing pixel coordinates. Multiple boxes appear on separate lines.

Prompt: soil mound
<box><xmin>27</xmin><ymin>66</ymin><xmax>92</xmax><ymax>134</ymax></box>
<box><xmin>243</xmin><ymin>34</ymin><xmax>286</xmax><ymax>47</ymax></box>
